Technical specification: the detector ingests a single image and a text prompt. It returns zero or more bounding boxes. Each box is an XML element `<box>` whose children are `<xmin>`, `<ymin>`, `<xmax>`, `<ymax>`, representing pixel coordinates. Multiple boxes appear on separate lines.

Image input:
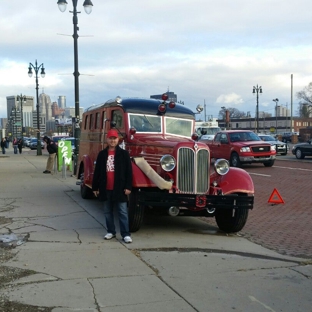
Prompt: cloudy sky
<box><xmin>1</xmin><ymin>0</ymin><xmax>312</xmax><ymax>121</ymax></box>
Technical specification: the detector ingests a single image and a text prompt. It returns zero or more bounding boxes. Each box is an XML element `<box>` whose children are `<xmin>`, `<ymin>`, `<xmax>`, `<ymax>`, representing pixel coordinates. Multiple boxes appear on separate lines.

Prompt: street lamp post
<box><xmin>28</xmin><ymin>60</ymin><xmax>45</xmax><ymax>156</ymax></box>
<box><xmin>17</xmin><ymin>94</ymin><xmax>27</xmax><ymax>143</ymax></box>
<box><xmin>273</xmin><ymin>98</ymin><xmax>279</xmax><ymax>135</ymax></box>
<box><xmin>252</xmin><ymin>85</ymin><xmax>262</xmax><ymax>133</ymax></box>
<box><xmin>57</xmin><ymin>0</ymin><xmax>93</xmax><ymax>174</ymax></box>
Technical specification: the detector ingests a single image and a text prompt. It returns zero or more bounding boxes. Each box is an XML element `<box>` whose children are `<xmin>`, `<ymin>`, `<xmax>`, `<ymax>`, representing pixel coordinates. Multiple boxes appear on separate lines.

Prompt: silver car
<box><xmin>258</xmin><ymin>134</ymin><xmax>288</xmax><ymax>155</ymax></box>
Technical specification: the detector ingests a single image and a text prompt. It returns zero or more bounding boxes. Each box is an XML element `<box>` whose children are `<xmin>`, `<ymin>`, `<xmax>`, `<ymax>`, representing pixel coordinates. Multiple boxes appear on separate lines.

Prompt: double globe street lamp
<box><xmin>28</xmin><ymin>60</ymin><xmax>45</xmax><ymax>156</ymax></box>
<box><xmin>57</xmin><ymin>0</ymin><xmax>93</xmax><ymax>173</ymax></box>
<box><xmin>272</xmin><ymin>98</ymin><xmax>279</xmax><ymax>135</ymax></box>
<box><xmin>253</xmin><ymin>85</ymin><xmax>263</xmax><ymax>133</ymax></box>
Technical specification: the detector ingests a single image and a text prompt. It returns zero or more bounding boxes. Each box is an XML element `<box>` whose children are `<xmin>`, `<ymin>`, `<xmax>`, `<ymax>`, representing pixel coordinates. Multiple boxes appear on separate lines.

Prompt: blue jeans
<box><xmin>1</xmin><ymin>147</ymin><xmax>5</xmax><ymax>154</ymax></box>
<box><xmin>103</xmin><ymin>191</ymin><xmax>130</xmax><ymax>238</ymax></box>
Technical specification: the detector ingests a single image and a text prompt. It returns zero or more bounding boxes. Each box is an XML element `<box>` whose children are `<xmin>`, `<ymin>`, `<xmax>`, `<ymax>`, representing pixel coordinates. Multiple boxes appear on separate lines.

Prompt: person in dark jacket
<box><xmin>92</xmin><ymin>129</ymin><xmax>133</xmax><ymax>243</ymax></box>
<box><xmin>1</xmin><ymin>138</ymin><xmax>6</xmax><ymax>154</ymax></box>
<box><xmin>17</xmin><ymin>138</ymin><xmax>23</xmax><ymax>154</ymax></box>
<box><xmin>43</xmin><ymin>136</ymin><xmax>58</xmax><ymax>174</ymax></box>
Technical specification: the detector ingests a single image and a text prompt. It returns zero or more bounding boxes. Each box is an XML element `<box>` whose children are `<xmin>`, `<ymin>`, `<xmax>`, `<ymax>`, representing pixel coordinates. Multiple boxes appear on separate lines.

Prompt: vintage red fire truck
<box><xmin>76</xmin><ymin>94</ymin><xmax>254</xmax><ymax>233</ymax></box>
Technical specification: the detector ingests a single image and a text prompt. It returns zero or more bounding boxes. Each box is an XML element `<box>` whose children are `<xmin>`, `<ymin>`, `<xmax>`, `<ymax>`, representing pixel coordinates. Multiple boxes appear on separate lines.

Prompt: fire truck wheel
<box><xmin>128</xmin><ymin>189</ymin><xmax>144</xmax><ymax>232</ymax></box>
<box><xmin>230</xmin><ymin>152</ymin><xmax>241</xmax><ymax>167</ymax></box>
<box><xmin>215</xmin><ymin>206</ymin><xmax>249</xmax><ymax>233</ymax></box>
<box><xmin>80</xmin><ymin>172</ymin><xmax>93</xmax><ymax>199</ymax></box>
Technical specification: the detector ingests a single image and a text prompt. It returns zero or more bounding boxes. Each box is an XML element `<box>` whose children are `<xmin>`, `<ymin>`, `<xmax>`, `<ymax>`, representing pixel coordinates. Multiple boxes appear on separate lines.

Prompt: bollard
<box><xmin>62</xmin><ymin>157</ymin><xmax>66</xmax><ymax>179</ymax></box>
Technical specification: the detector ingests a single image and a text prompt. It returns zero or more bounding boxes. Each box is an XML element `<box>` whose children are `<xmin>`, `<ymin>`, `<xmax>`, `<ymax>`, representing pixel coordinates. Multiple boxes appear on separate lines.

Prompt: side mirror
<box><xmin>110</xmin><ymin>121</ymin><xmax>117</xmax><ymax>128</ymax></box>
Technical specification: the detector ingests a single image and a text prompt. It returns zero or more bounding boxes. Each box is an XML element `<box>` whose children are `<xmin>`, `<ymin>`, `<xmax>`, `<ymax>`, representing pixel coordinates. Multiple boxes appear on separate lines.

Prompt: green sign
<box><xmin>57</xmin><ymin>140</ymin><xmax>72</xmax><ymax>172</ymax></box>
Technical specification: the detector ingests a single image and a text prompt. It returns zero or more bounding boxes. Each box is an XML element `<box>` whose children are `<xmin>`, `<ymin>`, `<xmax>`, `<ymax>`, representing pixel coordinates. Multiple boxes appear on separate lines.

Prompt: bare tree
<box><xmin>296</xmin><ymin>82</ymin><xmax>312</xmax><ymax>117</ymax></box>
<box><xmin>218</xmin><ymin>107</ymin><xmax>246</xmax><ymax>120</ymax></box>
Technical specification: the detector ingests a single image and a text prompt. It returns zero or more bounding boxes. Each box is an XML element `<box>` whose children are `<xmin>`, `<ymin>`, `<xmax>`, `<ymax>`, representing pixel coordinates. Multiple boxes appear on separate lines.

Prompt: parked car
<box><xmin>205</xmin><ymin>130</ymin><xmax>276</xmax><ymax>167</ymax></box>
<box><xmin>291</xmin><ymin>139</ymin><xmax>312</xmax><ymax>159</ymax></box>
<box><xmin>281</xmin><ymin>132</ymin><xmax>295</xmax><ymax>143</ymax></box>
<box><xmin>52</xmin><ymin>135</ymin><xmax>70</xmax><ymax>145</ymax></box>
<box><xmin>29</xmin><ymin>138</ymin><xmax>44</xmax><ymax>150</ymax></box>
<box><xmin>25</xmin><ymin>137</ymin><xmax>33</xmax><ymax>147</ymax></box>
<box><xmin>258</xmin><ymin>134</ymin><xmax>288</xmax><ymax>155</ymax></box>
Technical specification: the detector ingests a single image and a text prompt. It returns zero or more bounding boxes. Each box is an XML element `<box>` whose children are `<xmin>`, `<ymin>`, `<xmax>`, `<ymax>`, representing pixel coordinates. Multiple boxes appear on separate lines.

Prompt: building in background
<box><xmin>277</xmin><ymin>105</ymin><xmax>290</xmax><ymax>117</ymax></box>
<box><xmin>6</xmin><ymin>95</ymin><xmax>36</xmax><ymax>137</ymax></box>
<box><xmin>58</xmin><ymin>96</ymin><xmax>66</xmax><ymax>109</ymax></box>
<box><xmin>40</xmin><ymin>92</ymin><xmax>52</xmax><ymax>121</ymax></box>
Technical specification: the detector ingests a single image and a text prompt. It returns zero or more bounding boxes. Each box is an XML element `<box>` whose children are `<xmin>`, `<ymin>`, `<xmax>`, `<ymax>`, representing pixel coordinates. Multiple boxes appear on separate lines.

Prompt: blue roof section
<box><xmin>85</xmin><ymin>98</ymin><xmax>195</xmax><ymax>119</ymax></box>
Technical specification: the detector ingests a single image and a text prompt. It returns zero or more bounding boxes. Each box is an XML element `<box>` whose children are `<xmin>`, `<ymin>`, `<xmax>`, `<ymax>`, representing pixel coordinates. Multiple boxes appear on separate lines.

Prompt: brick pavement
<box><xmin>204</xmin><ymin>159</ymin><xmax>312</xmax><ymax>259</ymax></box>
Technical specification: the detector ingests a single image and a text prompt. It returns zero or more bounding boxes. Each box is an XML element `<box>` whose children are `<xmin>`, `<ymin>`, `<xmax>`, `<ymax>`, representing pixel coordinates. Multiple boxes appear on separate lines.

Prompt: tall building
<box><xmin>64</xmin><ymin>107</ymin><xmax>75</xmax><ymax>117</ymax></box>
<box><xmin>6</xmin><ymin>95</ymin><xmax>34</xmax><ymax>129</ymax></box>
<box><xmin>58</xmin><ymin>96</ymin><xmax>66</xmax><ymax>109</ymax></box>
<box><xmin>39</xmin><ymin>92</ymin><xmax>52</xmax><ymax>121</ymax></box>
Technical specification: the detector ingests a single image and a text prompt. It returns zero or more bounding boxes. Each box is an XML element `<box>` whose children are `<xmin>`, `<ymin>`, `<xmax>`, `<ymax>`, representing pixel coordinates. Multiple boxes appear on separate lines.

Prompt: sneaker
<box><xmin>43</xmin><ymin>170</ymin><xmax>51</xmax><ymax>174</ymax></box>
<box><xmin>104</xmin><ymin>233</ymin><xmax>116</xmax><ymax>240</ymax></box>
<box><xmin>123</xmin><ymin>236</ymin><xmax>132</xmax><ymax>244</ymax></box>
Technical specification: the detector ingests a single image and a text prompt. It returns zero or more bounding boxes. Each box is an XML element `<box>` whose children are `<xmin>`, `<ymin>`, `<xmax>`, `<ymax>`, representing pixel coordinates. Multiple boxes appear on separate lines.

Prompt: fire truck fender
<box><xmin>132</xmin><ymin>157</ymin><xmax>172</xmax><ymax>190</ymax></box>
<box><xmin>218</xmin><ymin>167</ymin><xmax>254</xmax><ymax>195</ymax></box>
<box><xmin>80</xmin><ymin>155</ymin><xmax>94</xmax><ymax>185</ymax></box>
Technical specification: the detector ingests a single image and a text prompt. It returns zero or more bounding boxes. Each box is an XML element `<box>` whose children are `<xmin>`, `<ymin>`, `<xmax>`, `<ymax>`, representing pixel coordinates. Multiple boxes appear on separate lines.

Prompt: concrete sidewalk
<box><xmin>0</xmin><ymin>149</ymin><xmax>311</xmax><ymax>312</ymax></box>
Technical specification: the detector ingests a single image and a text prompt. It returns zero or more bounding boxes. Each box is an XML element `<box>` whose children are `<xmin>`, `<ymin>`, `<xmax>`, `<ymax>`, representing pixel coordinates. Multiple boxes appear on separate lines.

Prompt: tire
<box><xmin>295</xmin><ymin>148</ymin><xmax>305</xmax><ymax>159</ymax></box>
<box><xmin>230</xmin><ymin>152</ymin><xmax>241</xmax><ymax>167</ymax></box>
<box><xmin>80</xmin><ymin>170</ymin><xmax>93</xmax><ymax>199</ymax></box>
<box><xmin>128</xmin><ymin>189</ymin><xmax>145</xmax><ymax>232</ymax></box>
<box><xmin>263</xmin><ymin>159</ymin><xmax>275</xmax><ymax>167</ymax></box>
<box><xmin>215</xmin><ymin>200</ymin><xmax>249</xmax><ymax>233</ymax></box>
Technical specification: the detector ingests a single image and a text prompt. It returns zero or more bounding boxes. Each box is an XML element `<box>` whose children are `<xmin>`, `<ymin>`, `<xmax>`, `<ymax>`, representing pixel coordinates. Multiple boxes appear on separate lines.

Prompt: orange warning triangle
<box><xmin>268</xmin><ymin>188</ymin><xmax>285</xmax><ymax>204</ymax></box>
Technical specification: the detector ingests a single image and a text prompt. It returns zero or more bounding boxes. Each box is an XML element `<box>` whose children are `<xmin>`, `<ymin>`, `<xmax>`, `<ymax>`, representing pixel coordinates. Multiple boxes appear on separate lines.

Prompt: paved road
<box><xmin>204</xmin><ymin>156</ymin><xmax>312</xmax><ymax>259</ymax></box>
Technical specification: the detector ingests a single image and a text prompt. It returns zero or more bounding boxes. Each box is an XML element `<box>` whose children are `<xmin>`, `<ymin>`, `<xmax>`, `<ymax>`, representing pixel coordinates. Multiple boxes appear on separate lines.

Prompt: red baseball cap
<box><xmin>107</xmin><ymin>129</ymin><xmax>119</xmax><ymax>138</ymax></box>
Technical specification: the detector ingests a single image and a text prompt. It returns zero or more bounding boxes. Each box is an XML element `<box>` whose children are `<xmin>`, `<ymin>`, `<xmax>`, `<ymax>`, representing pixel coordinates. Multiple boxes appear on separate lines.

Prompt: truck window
<box><xmin>165</xmin><ymin>117</ymin><xmax>193</xmax><ymax>137</ymax></box>
<box><xmin>129</xmin><ymin>114</ymin><xmax>161</xmax><ymax>132</ymax></box>
<box><xmin>95</xmin><ymin>112</ymin><xmax>100</xmax><ymax>129</ymax></box>
<box><xmin>84</xmin><ymin>115</ymin><xmax>88</xmax><ymax>130</ymax></box>
<box><xmin>89</xmin><ymin>114</ymin><xmax>93</xmax><ymax>130</ymax></box>
<box><xmin>102</xmin><ymin>111</ymin><xmax>106</xmax><ymax>129</ymax></box>
<box><xmin>112</xmin><ymin>110</ymin><xmax>123</xmax><ymax>129</ymax></box>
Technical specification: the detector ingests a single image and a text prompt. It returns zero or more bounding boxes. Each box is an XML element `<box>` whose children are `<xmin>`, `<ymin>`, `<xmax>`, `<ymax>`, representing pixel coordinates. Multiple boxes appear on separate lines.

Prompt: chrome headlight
<box><xmin>240</xmin><ymin>147</ymin><xmax>251</xmax><ymax>152</ymax></box>
<box><xmin>160</xmin><ymin>155</ymin><xmax>176</xmax><ymax>172</ymax></box>
<box><xmin>214</xmin><ymin>159</ymin><xmax>230</xmax><ymax>176</ymax></box>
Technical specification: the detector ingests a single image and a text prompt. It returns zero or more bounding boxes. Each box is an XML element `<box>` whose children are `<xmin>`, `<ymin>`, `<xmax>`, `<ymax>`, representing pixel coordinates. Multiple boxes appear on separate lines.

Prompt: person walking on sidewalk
<box><xmin>92</xmin><ymin>129</ymin><xmax>133</xmax><ymax>243</ymax></box>
<box><xmin>17</xmin><ymin>138</ymin><xmax>23</xmax><ymax>154</ymax></box>
<box><xmin>13</xmin><ymin>137</ymin><xmax>18</xmax><ymax>154</ymax></box>
<box><xmin>43</xmin><ymin>136</ymin><xmax>58</xmax><ymax>174</ymax></box>
<box><xmin>1</xmin><ymin>138</ymin><xmax>6</xmax><ymax>154</ymax></box>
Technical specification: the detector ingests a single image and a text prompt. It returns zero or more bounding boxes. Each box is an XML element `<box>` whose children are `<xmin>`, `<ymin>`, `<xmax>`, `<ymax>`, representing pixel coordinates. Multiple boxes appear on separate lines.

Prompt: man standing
<box><xmin>43</xmin><ymin>136</ymin><xmax>57</xmax><ymax>174</ymax></box>
<box><xmin>92</xmin><ymin>129</ymin><xmax>133</xmax><ymax>243</ymax></box>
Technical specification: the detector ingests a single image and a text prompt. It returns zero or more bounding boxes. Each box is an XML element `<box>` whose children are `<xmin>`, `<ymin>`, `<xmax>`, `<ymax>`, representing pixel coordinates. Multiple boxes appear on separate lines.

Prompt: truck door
<box><xmin>214</xmin><ymin>133</ymin><xmax>230</xmax><ymax>159</ymax></box>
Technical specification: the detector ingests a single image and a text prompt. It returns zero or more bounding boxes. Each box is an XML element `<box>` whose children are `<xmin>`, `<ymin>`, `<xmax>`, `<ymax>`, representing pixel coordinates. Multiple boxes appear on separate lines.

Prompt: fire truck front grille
<box><xmin>177</xmin><ymin>148</ymin><xmax>209</xmax><ymax>193</ymax></box>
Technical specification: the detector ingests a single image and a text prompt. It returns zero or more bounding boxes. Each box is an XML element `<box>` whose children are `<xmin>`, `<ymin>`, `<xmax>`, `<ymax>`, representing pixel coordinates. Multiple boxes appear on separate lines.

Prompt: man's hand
<box><xmin>124</xmin><ymin>189</ymin><xmax>131</xmax><ymax>195</ymax></box>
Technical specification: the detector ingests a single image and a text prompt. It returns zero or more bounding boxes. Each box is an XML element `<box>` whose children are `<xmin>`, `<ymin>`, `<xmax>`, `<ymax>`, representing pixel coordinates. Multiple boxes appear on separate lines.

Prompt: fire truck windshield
<box><xmin>129</xmin><ymin>114</ymin><xmax>193</xmax><ymax>137</ymax></box>
<box><xmin>129</xmin><ymin>114</ymin><xmax>161</xmax><ymax>132</ymax></box>
<box><xmin>165</xmin><ymin>117</ymin><xmax>193</xmax><ymax>137</ymax></box>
